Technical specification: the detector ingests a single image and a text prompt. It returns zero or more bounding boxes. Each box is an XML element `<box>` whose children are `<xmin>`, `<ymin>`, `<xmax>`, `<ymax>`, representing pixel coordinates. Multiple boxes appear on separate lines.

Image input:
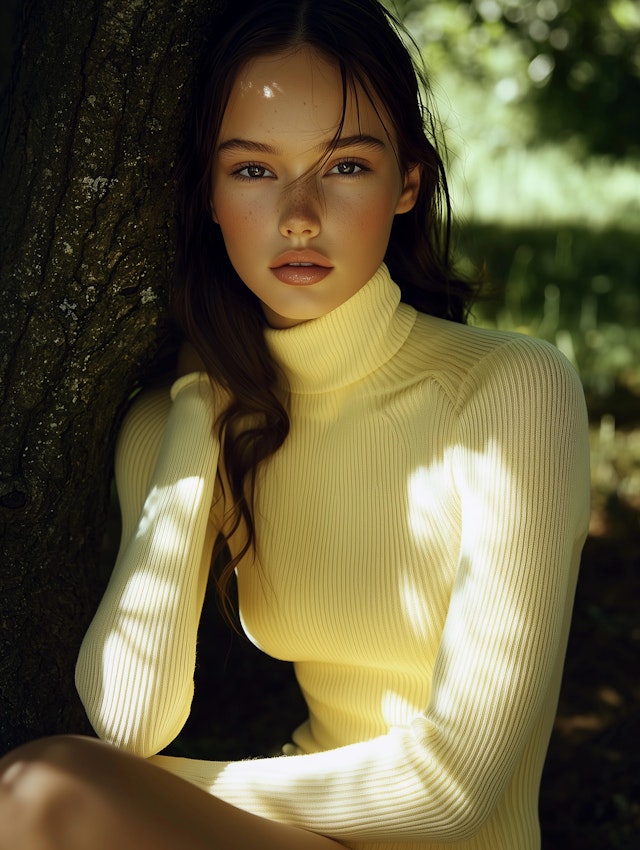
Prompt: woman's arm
<box><xmin>75</xmin><ymin>373</ymin><xmax>221</xmax><ymax>757</ymax></box>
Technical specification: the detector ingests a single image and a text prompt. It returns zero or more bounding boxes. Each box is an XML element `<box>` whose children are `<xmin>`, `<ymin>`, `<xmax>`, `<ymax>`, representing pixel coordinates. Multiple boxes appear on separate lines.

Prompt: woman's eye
<box><xmin>235</xmin><ymin>164</ymin><xmax>273</xmax><ymax>179</ymax></box>
<box><xmin>329</xmin><ymin>160</ymin><xmax>367</xmax><ymax>176</ymax></box>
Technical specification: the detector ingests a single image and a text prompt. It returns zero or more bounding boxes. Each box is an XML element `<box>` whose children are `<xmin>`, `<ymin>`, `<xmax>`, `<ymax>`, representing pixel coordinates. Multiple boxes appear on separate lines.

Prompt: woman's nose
<box><xmin>278</xmin><ymin>179</ymin><xmax>322</xmax><ymax>239</ymax></box>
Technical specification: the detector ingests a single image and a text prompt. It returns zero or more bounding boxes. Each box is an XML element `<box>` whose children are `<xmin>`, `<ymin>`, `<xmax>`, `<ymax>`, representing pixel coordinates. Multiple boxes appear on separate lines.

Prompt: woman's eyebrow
<box><xmin>324</xmin><ymin>134</ymin><xmax>387</xmax><ymax>153</ymax></box>
<box><xmin>217</xmin><ymin>134</ymin><xmax>387</xmax><ymax>155</ymax></box>
<box><xmin>217</xmin><ymin>139</ymin><xmax>277</xmax><ymax>155</ymax></box>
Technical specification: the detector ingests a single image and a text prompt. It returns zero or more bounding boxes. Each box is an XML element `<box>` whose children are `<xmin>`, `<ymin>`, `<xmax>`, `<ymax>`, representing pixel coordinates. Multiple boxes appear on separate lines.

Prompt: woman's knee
<box><xmin>0</xmin><ymin>736</ymin><xmax>100</xmax><ymax>849</ymax></box>
<box><xmin>1</xmin><ymin>735</ymin><xmax>96</xmax><ymax>791</ymax></box>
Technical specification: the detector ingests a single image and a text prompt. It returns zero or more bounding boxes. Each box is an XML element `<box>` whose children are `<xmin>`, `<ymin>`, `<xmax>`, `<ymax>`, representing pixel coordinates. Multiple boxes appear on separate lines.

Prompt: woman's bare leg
<box><xmin>0</xmin><ymin>736</ymin><xmax>346</xmax><ymax>850</ymax></box>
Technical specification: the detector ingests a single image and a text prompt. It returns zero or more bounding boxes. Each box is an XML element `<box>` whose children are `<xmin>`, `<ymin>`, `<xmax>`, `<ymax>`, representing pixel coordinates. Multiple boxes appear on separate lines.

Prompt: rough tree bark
<box><xmin>0</xmin><ymin>0</ymin><xmax>222</xmax><ymax>754</ymax></box>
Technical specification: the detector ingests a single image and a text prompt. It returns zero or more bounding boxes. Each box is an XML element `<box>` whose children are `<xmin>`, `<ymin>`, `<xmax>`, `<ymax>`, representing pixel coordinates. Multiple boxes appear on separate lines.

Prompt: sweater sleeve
<box><xmin>75</xmin><ymin>373</ymin><xmax>220</xmax><ymax>757</ymax></box>
<box><xmin>150</xmin><ymin>338</ymin><xmax>590</xmax><ymax>843</ymax></box>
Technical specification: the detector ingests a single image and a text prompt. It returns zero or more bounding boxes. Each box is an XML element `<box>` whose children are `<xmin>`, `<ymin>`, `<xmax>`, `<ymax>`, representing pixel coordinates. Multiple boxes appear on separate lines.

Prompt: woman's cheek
<box><xmin>219</xmin><ymin>200</ymin><xmax>261</xmax><ymax>241</ymax></box>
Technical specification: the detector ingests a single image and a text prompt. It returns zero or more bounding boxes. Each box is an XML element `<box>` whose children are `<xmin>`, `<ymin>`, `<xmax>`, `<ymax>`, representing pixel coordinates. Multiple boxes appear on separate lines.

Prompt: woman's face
<box><xmin>210</xmin><ymin>47</ymin><xmax>420</xmax><ymax>328</ymax></box>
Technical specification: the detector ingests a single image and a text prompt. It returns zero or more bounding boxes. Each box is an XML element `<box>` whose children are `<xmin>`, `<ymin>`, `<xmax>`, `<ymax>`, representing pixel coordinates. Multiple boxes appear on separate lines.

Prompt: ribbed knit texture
<box><xmin>76</xmin><ymin>265</ymin><xmax>590</xmax><ymax>849</ymax></box>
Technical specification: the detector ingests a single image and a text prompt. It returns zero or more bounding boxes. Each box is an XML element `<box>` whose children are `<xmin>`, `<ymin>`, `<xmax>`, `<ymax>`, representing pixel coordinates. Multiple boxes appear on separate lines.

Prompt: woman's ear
<box><xmin>395</xmin><ymin>164</ymin><xmax>422</xmax><ymax>214</ymax></box>
<box><xmin>209</xmin><ymin>198</ymin><xmax>218</xmax><ymax>224</ymax></box>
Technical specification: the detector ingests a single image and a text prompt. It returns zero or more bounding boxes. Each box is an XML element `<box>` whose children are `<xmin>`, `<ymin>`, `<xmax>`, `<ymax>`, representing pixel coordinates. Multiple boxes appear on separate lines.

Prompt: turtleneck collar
<box><xmin>263</xmin><ymin>264</ymin><xmax>416</xmax><ymax>394</ymax></box>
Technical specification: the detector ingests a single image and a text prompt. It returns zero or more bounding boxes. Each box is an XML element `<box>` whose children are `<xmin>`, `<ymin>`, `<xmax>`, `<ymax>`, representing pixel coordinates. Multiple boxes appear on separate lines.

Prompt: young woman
<box><xmin>0</xmin><ymin>1</ymin><xmax>590</xmax><ymax>848</ymax></box>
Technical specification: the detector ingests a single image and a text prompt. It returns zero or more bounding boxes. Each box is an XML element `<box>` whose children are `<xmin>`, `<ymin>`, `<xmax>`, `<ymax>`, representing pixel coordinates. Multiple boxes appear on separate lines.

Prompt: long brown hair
<box><xmin>173</xmin><ymin>0</ymin><xmax>480</xmax><ymax>618</ymax></box>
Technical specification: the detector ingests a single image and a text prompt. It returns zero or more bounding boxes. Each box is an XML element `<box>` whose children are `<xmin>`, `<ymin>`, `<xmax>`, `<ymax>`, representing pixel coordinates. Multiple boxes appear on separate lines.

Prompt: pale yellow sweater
<box><xmin>76</xmin><ymin>265</ymin><xmax>590</xmax><ymax>849</ymax></box>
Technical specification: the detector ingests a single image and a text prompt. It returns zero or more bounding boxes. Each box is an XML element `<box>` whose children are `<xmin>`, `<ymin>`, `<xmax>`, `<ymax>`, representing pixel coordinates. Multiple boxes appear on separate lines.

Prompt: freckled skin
<box><xmin>211</xmin><ymin>47</ymin><xmax>421</xmax><ymax>328</ymax></box>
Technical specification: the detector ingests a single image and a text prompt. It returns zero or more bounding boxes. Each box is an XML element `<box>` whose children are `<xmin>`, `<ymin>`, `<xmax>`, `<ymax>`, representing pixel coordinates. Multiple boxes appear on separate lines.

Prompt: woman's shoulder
<box><xmin>117</xmin><ymin>342</ymin><xmax>215</xmax><ymax>452</ymax></box>
<box><xmin>117</xmin><ymin>385</ymin><xmax>172</xmax><ymax>451</ymax></box>
<box><xmin>114</xmin><ymin>385</ymin><xmax>173</xmax><ymax>505</ymax></box>
<box><xmin>409</xmin><ymin>310</ymin><xmax>583</xmax><ymax>405</ymax></box>
<box><xmin>414</xmin><ymin>308</ymin><xmax>566</xmax><ymax>359</ymax></box>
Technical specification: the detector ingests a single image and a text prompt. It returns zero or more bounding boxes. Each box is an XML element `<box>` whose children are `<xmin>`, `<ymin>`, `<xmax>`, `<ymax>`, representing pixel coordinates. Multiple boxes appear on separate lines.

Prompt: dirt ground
<box><xmin>171</xmin><ymin>428</ymin><xmax>640</xmax><ymax>850</ymax></box>
<box><xmin>539</xmin><ymin>491</ymin><xmax>640</xmax><ymax>849</ymax></box>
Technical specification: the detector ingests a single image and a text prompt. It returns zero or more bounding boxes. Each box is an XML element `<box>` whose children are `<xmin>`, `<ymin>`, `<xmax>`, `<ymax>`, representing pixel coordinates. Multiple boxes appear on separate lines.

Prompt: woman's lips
<box><xmin>270</xmin><ymin>251</ymin><xmax>333</xmax><ymax>286</ymax></box>
<box><xmin>271</xmin><ymin>264</ymin><xmax>332</xmax><ymax>286</ymax></box>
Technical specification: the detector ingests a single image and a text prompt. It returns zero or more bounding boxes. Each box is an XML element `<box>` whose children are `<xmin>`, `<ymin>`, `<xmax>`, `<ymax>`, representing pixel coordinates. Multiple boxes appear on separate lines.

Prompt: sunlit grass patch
<box><xmin>449</xmin><ymin>144</ymin><xmax>640</xmax><ymax>230</ymax></box>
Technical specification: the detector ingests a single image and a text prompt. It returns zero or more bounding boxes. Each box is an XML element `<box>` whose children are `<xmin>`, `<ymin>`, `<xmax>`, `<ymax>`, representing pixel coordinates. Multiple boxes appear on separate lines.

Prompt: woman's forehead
<box><xmin>220</xmin><ymin>47</ymin><xmax>394</xmax><ymax>147</ymax></box>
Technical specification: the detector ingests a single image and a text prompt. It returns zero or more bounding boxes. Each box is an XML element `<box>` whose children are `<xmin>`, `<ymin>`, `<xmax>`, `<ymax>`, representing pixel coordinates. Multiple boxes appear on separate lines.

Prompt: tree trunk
<box><xmin>0</xmin><ymin>0</ymin><xmax>221</xmax><ymax>754</ymax></box>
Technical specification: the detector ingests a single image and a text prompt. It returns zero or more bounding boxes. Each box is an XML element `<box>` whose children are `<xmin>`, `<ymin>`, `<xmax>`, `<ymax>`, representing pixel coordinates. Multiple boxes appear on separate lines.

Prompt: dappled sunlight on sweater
<box><xmin>407</xmin><ymin>460</ymin><xmax>452</xmax><ymax>543</ymax></box>
<box><xmin>133</xmin><ymin>477</ymin><xmax>207</xmax><ymax>542</ymax></box>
